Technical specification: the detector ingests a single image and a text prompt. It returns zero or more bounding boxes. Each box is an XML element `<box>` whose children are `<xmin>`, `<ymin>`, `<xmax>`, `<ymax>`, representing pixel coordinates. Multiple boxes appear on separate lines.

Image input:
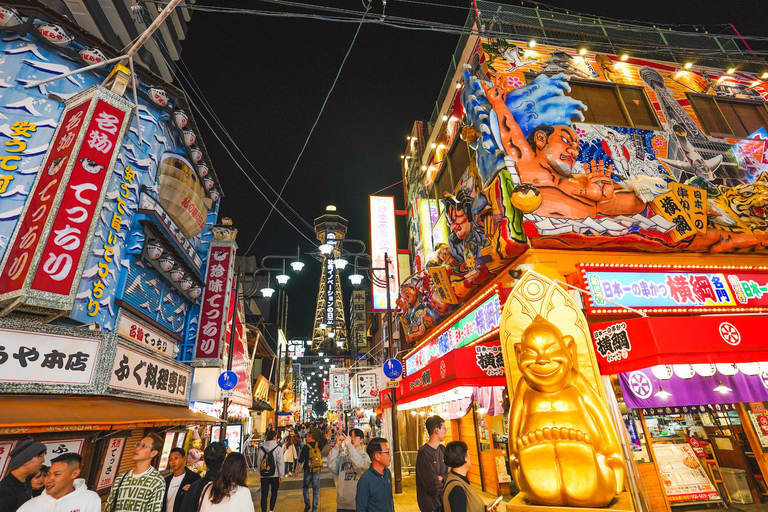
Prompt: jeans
<box><xmin>285</xmin><ymin>461</ymin><xmax>294</xmax><ymax>474</ymax></box>
<box><xmin>261</xmin><ymin>477</ymin><xmax>280</xmax><ymax>512</ymax></box>
<box><xmin>303</xmin><ymin>471</ymin><xmax>321</xmax><ymax>512</ymax></box>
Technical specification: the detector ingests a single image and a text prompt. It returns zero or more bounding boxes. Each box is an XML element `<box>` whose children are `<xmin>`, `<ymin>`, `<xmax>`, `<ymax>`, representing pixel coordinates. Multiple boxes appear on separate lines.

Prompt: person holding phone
<box><xmin>442</xmin><ymin>442</ymin><xmax>501</xmax><ymax>512</ymax></box>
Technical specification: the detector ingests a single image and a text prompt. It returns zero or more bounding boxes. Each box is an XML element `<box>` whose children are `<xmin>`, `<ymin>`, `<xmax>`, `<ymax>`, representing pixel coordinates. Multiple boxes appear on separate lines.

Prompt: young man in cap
<box><xmin>17</xmin><ymin>453</ymin><xmax>101</xmax><ymax>512</ymax></box>
<box><xmin>163</xmin><ymin>448</ymin><xmax>200</xmax><ymax>512</ymax></box>
<box><xmin>0</xmin><ymin>438</ymin><xmax>46</xmax><ymax>512</ymax></box>
<box><xmin>105</xmin><ymin>433</ymin><xmax>166</xmax><ymax>512</ymax></box>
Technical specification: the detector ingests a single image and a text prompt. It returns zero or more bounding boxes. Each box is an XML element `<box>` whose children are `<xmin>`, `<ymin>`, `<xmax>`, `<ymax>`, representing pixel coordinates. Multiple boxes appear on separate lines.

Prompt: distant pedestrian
<box><xmin>329</xmin><ymin>428</ymin><xmax>371</xmax><ymax>512</ymax></box>
<box><xmin>28</xmin><ymin>465</ymin><xmax>49</xmax><ymax>498</ymax></box>
<box><xmin>0</xmin><ymin>438</ymin><xmax>47</xmax><ymax>512</ymax></box>
<box><xmin>257</xmin><ymin>431</ymin><xmax>285</xmax><ymax>512</ymax></box>
<box><xmin>442</xmin><ymin>442</ymin><xmax>499</xmax><ymax>512</ymax></box>
<box><xmin>105</xmin><ymin>433</ymin><xmax>166</xmax><ymax>512</ymax></box>
<box><xmin>17</xmin><ymin>453</ymin><xmax>101</xmax><ymax>512</ymax></box>
<box><xmin>355</xmin><ymin>437</ymin><xmax>394</xmax><ymax>512</ymax></box>
<box><xmin>416</xmin><ymin>415</ymin><xmax>448</xmax><ymax>512</ymax></box>
<box><xmin>297</xmin><ymin>432</ymin><xmax>323</xmax><ymax>512</ymax></box>
<box><xmin>163</xmin><ymin>448</ymin><xmax>200</xmax><ymax>512</ymax></box>
<box><xmin>179</xmin><ymin>442</ymin><xmax>227</xmax><ymax>512</ymax></box>
<box><xmin>197</xmin><ymin>452</ymin><xmax>254</xmax><ymax>512</ymax></box>
<box><xmin>284</xmin><ymin>435</ymin><xmax>298</xmax><ymax>475</ymax></box>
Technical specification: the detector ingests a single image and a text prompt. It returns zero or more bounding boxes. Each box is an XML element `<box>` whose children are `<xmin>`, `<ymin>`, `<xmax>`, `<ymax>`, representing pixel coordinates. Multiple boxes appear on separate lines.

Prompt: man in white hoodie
<box><xmin>17</xmin><ymin>453</ymin><xmax>101</xmax><ymax>512</ymax></box>
<box><xmin>328</xmin><ymin>428</ymin><xmax>371</xmax><ymax>512</ymax></box>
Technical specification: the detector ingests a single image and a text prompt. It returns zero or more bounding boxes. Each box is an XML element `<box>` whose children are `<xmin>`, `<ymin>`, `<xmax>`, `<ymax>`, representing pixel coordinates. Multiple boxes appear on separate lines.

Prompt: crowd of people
<box><xmin>0</xmin><ymin>416</ymin><xmax>501</xmax><ymax>512</ymax></box>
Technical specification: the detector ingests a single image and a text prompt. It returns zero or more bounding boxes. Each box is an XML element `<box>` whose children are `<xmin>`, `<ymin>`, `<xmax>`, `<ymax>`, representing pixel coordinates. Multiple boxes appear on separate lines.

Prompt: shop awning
<box><xmin>396</xmin><ymin>341</ymin><xmax>506</xmax><ymax>406</ymax></box>
<box><xmin>589</xmin><ymin>314</ymin><xmax>768</xmax><ymax>375</ymax></box>
<box><xmin>0</xmin><ymin>396</ymin><xmax>222</xmax><ymax>434</ymax></box>
<box><xmin>250</xmin><ymin>399</ymin><xmax>273</xmax><ymax>412</ymax></box>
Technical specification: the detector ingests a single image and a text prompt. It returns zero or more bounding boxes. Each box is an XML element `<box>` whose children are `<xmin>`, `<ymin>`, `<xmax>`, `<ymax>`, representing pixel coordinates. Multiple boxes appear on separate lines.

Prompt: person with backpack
<box><xmin>296</xmin><ymin>432</ymin><xmax>323</xmax><ymax>512</ymax></box>
<box><xmin>256</xmin><ymin>431</ymin><xmax>284</xmax><ymax>512</ymax></box>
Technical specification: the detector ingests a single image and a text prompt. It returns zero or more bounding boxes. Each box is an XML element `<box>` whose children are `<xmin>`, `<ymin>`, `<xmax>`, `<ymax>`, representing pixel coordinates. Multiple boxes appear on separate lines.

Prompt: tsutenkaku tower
<box><xmin>311</xmin><ymin>206</ymin><xmax>348</xmax><ymax>350</ymax></box>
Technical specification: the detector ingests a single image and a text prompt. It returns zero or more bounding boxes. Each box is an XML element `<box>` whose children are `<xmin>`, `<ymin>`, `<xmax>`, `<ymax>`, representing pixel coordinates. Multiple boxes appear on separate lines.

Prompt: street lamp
<box><xmin>291</xmin><ymin>260</ymin><xmax>305</xmax><ymax>272</ymax></box>
<box><xmin>260</xmin><ymin>273</ymin><xmax>275</xmax><ymax>298</ymax></box>
<box><xmin>334</xmin><ymin>257</ymin><xmax>348</xmax><ymax>270</ymax></box>
<box><xmin>275</xmin><ymin>260</ymin><xmax>290</xmax><ymax>286</ymax></box>
<box><xmin>349</xmin><ymin>272</ymin><xmax>364</xmax><ymax>286</ymax></box>
<box><xmin>319</xmin><ymin>243</ymin><xmax>333</xmax><ymax>255</ymax></box>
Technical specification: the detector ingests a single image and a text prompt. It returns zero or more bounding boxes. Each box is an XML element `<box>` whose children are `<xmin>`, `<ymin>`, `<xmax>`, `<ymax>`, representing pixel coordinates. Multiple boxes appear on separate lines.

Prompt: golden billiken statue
<box><xmin>509</xmin><ymin>316</ymin><xmax>625</xmax><ymax>507</ymax></box>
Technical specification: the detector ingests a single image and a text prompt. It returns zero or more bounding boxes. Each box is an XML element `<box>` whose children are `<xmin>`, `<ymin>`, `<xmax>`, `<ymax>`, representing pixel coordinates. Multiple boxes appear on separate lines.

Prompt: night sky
<box><xmin>176</xmin><ymin>0</ymin><xmax>767</xmax><ymax>338</ymax></box>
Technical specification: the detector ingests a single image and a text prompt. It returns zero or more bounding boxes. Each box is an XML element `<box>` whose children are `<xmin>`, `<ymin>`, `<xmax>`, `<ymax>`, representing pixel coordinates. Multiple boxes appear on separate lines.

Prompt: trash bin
<box><xmin>721</xmin><ymin>467</ymin><xmax>753</xmax><ymax>504</ymax></box>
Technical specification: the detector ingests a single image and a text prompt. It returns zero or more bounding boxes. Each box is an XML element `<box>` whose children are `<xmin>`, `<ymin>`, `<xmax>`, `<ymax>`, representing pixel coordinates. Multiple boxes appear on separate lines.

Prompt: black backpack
<box><xmin>260</xmin><ymin>445</ymin><xmax>278</xmax><ymax>477</ymax></box>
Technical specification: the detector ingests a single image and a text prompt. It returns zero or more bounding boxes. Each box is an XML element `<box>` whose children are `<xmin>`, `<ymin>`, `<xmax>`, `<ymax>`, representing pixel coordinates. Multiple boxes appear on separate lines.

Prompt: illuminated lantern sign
<box><xmin>369</xmin><ymin>195</ymin><xmax>399</xmax><ymax>311</ymax></box>
<box><xmin>326</xmin><ymin>257</ymin><xmax>335</xmax><ymax>324</ymax></box>
<box><xmin>404</xmin><ymin>286</ymin><xmax>502</xmax><ymax>376</ymax></box>
<box><xmin>577</xmin><ymin>264</ymin><xmax>768</xmax><ymax>314</ymax></box>
<box><xmin>0</xmin><ymin>87</ymin><xmax>132</xmax><ymax>311</ymax></box>
<box><xmin>193</xmin><ymin>244</ymin><xmax>235</xmax><ymax>364</ymax></box>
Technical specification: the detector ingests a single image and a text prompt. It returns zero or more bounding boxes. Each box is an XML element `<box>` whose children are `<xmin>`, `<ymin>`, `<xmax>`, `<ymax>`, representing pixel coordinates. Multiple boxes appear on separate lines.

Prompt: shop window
<box><xmin>524</xmin><ymin>73</ymin><xmax>661</xmax><ymax>130</ymax></box>
<box><xmin>688</xmin><ymin>94</ymin><xmax>768</xmax><ymax>138</ymax></box>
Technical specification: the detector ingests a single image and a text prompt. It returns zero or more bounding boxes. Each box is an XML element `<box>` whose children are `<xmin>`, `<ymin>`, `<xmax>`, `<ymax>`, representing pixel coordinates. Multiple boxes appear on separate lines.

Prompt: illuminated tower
<box><xmin>311</xmin><ymin>206</ymin><xmax>348</xmax><ymax>350</ymax></box>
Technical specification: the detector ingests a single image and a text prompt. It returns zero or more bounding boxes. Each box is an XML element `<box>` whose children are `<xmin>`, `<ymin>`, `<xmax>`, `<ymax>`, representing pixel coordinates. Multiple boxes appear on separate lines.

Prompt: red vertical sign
<box><xmin>31</xmin><ymin>100</ymin><xmax>128</xmax><ymax>295</ymax></box>
<box><xmin>194</xmin><ymin>245</ymin><xmax>234</xmax><ymax>360</ymax></box>
<box><xmin>0</xmin><ymin>101</ymin><xmax>90</xmax><ymax>295</ymax></box>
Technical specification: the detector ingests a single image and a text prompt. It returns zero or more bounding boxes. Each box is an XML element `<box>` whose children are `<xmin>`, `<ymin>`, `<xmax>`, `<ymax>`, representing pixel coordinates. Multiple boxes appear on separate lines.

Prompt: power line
<box><xmin>244</xmin><ymin>1</ymin><xmax>373</xmax><ymax>255</ymax></box>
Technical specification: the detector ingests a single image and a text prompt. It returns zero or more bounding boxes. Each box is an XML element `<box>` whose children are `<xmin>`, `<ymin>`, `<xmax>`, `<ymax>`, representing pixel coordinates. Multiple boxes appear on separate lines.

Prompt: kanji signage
<box><xmin>42</xmin><ymin>438</ymin><xmax>84</xmax><ymax>467</ymax></box>
<box><xmin>96</xmin><ymin>437</ymin><xmax>125</xmax><ymax>490</ymax></box>
<box><xmin>354</xmin><ymin>368</ymin><xmax>381</xmax><ymax>407</ymax></box>
<box><xmin>589</xmin><ymin>314</ymin><xmax>768</xmax><ymax>375</ymax></box>
<box><xmin>351</xmin><ymin>290</ymin><xmax>366</xmax><ymax>345</ymax></box>
<box><xmin>405</xmin><ymin>285</ymin><xmax>502</xmax><ymax>377</ymax></box>
<box><xmin>397</xmin><ymin>341</ymin><xmax>506</xmax><ymax>403</ymax></box>
<box><xmin>0</xmin><ymin>87</ymin><xmax>132</xmax><ymax>311</ymax></box>
<box><xmin>0</xmin><ymin>442</ymin><xmax>14</xmax><ymax>477</ymax></box>
<box><xmin>330</xmin><ymin>368</ymin><xmax>350</xmax><ymax>408</ymax></box>
<box><xmin>109</xmin><ymin>344</ymin><xmax>191</xmax><ymax>404</ymax></box>
<box><xmin>193</xmin><ymin>244</ymin><xmax>235</xmax><ymax>364</ymax></box>
<box><xmin>0</xmin><ymin>328</ymin><xmax>99</xmax><ymax>385</ymax></box>
<box><xmin>577</xmin><ymin>264</ymin><xmax>768</xmax><ymax>314</ymax></box>
<box><xmin>650</xmin><ymin>183</ymin><xmax>707</xmax><ymax>242</ymax></box>
<box><xmin>117</xmin><ymin>312</ymin><xmax>175</xmax><ymax>356</ymax></box>
<box><xmin>369</xmin><ymin>195</ymin><xmax>399</xmax><ymax>311</ymax></box>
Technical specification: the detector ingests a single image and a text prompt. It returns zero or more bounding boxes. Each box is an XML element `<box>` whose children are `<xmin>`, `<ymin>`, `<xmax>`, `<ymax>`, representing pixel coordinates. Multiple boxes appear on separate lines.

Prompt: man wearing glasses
<box><xmin>355</xmin><ymin>438</ymin><xmax>394</xmax><ymax>512</ymax></box>
<box><xmin>105</xmin><ymin>434</ymin><xmax>166</xmax><ymax>512</ymax></box>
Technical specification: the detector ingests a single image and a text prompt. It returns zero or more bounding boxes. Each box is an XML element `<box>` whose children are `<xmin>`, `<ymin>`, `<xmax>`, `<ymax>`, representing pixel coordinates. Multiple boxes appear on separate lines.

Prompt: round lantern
<box><xmin>158</xmin><ymin>253</ymin><xmax>175</xmax><ymax>273</ymax></box>
<box><xmin>38</xmin><ymin>24</ymin><xmax>72</xmax><ymax>46</ymax></box>
<box><xmin>148</xmin><ymin>87</ymin><xmax>169</xmax><ymax>107</ymax></box>
<box><xmin>197</xmin><ymin>163</ymin><xmax>209</xmax><ymax>178</ymax></box>
<box><xmin>169</xmin><ymin>267</ymin><xmax>185</xmax><ymax>282</ymax></box>
<box><xmin>202</xmin><ymin>177</ymin><xmax>214</xmax><ymax>190</ymax></box>
<box><xmin>79</xmin><ymin>47</ymin><xmax>107</xmax><ymax>64</ymax></box>
<box><xmin>189</xmin><ymin>146</ymin><xmax>202</xmax><ymax>163</ymax></box>
<box><xmin>716</xmin><ymin>363</ymin><xmax>739</xmax><ymax>376</ymax></box>
<box><xmin>0</xmin><ymin>7</ymin><xmax>23</xmax><ymax>28</ymax></box>
<box><xmin>672</xmin><ymin>364</ymin><xmax>695</xmax><ymax>379</ymax></box>
<box><xmin>182</xmin><ymin>129</ymin><xmax>195</xmax><ymax>147</ymax></box>
<box><xmin>693</xmin><ymin>364</ymin><xmax>716</xmax><ymax>377</ymax></box>
<box><xmin>179</xmin><ymin>275</ymin><xmax>193</xmax><ymax>291</ymax></box>
<box><xmin>650</xmin><ymin>365</ymin><xmax>673</xmax><ymax>380</ymax></box>
<box><xmin>174</xmin><ymin>110</ymin><xmax>188</xmax><ymax>129</ymax></box>
<box><xmin>188</xmin><ymin>286</ymin><xmax>202</xmax><ymax>299</ymax></box>
<box><xmin>145</xmin><ymin>239</ymin><xmax>163</xmax><ymax>260</ymax></box>
<box><xmin>209</xmin><ymin>189</ymin><xmax>220</xmax><ymax>202</ymax></box>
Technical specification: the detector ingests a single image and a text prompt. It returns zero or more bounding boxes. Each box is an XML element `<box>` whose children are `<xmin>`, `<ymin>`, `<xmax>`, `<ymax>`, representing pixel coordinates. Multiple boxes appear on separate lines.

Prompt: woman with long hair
<box><xmin>199</xmin><ymin>452</ymin><xmax>254</xmax><ymax>511</ymax></box>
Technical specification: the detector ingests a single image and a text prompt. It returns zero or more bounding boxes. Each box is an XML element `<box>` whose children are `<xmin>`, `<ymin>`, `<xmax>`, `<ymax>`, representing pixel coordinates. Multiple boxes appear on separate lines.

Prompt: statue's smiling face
<box><xmin>516</xmin><ymin>316</ymin><xmax>575</xmax><ymax>393</ymax></box>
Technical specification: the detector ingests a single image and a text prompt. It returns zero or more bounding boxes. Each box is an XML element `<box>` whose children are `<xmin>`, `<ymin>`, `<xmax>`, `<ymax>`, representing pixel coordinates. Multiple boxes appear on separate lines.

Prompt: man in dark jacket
<box><xmin>0</xmin><ymin>439</ymin><xmax>46</xmax><ymax>512</ymax></box>
<box><xmin>163</xmin><ymin>448</ymin><xmax>200</xmax><ymax>512</ymax></box>
<box><xmin>416</xmin><ymin>416</ymin><xmax>448</xmax><ymax>512</ymax></box>
<box><xmin>356</xmin><ymin>438</ymin><xmax>394</xmax><ymax>512</ymax></box>
<box><xmin>178</xmin><ymin>442</ymin><xmax>226</xmax><ymax>512</ymax></box>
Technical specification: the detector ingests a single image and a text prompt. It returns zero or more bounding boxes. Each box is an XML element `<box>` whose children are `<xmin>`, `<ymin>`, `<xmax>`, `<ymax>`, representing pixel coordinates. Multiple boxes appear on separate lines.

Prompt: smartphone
<box><xmin>490</xmin><ymin>496</ymin><xmax>503</xmax><ymax>509</ymax></box>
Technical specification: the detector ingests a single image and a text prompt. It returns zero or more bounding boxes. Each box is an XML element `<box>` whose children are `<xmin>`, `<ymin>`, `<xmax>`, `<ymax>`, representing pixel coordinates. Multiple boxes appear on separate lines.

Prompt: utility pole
<box><xmin>384</xmin><ymin>252</ymin><xmax>402</xmax><ymax>494</ymax></box>
<box><xmin>220</xmin><ymin>263</ymin><xmax>241</xmax><ymax>441</ymax></box>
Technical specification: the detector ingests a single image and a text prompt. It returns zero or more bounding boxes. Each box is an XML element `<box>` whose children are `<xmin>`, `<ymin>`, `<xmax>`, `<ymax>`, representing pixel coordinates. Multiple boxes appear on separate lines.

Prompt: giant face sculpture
<box><xmin>508</xmin><ymin>315</ymin><xmax>625</xmax><ymax>508</ymax></box>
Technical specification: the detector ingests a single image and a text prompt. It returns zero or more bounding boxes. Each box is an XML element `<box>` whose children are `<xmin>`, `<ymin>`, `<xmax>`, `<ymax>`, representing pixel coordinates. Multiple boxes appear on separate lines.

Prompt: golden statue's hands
<box><xmin>578</xmin><ymin>160</ymin><xmax>615</xmax><ymax>201</ymax></box>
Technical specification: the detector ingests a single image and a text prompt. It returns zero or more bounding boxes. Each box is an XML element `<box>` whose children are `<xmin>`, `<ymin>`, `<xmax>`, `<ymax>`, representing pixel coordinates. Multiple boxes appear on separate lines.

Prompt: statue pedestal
<box><xmin>506</xmin><ymin>492</ymin><xmax>634</xmax><ymax>512</ymax></box>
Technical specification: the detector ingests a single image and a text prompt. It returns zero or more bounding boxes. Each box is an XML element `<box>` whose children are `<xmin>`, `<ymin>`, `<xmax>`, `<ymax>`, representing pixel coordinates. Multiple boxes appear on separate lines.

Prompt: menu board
<box><xmin>748</xmin><ymin>412</ymin><xmax>768</xmax><ymax>449</ymax></box>
<box><xmin>652</xmin><ymin>443</ymin><xmax>720</xmax><ymax>503</ymax></box>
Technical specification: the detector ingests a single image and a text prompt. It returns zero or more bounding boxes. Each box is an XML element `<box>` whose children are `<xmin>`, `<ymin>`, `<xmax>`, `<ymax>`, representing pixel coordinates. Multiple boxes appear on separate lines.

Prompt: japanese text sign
<box><xmin>31</xmin><ymin>99</ymin><xmax>129</xmax><ymax>297</ymax></box>
<box><xmin>578</xmin><ymin>266</ymin><xmax>768</xmax><ymax>314</ymax></box>
<box><xmin>0</xmin><ymin>102</ymin><xmax>90</xmax><ymax>297</ymax></box>
<box><xmin>650</xmin><ymin>183</ymin><xmax>707</xmax><ymax>241</ymax></box>
<box><xmin>42</xmin><ymin>439</ymin><xmax>84</xmax><ymax>467</ymax></box>
<box><xmin>109</xmin><ymin>344</ymin><xmax>191</xmax><ymax>404</ymax></box>
<box><xmin>194</xmin><ymin>244</ymin><xmax>235</xmax><ymax>363</ymax></box>
<box><xmin>405</xmin><ymin>289</ymin><xmax>501</xmax><ymax>377</ymax></box>
<box><xmin>0</xmin><ymin>328</ymin><xmax>99</xmax><ymax>385</ymax></box>
<box><xmin>369</xmin><ymin>195</ymin><xmax>399</xmax><ymax>311</ymax></box>
<box><xmin>117</xmin><ymin>312</ymin><xmax>175</xmax><ymax>356</ymax></box>
<box><xmin>96</xmin><ymin>437</ymin><xmax>125</xmax><ymax>490</ymax></box>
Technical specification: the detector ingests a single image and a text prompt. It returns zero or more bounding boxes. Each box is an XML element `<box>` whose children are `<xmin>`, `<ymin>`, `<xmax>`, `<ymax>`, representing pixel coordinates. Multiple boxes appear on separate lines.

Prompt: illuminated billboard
<box><xmin>369</xmin><ymin>195</ymin><xmax>399</xmax><ymax>311</ymax></box>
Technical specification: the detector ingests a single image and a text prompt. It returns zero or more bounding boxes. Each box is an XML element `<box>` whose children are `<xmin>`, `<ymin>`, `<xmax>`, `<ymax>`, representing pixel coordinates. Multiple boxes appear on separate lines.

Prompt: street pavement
<box><xmin>246</xmin><ymin>464</ymin><xmax>504</xmax><ymax>512</ymax></box>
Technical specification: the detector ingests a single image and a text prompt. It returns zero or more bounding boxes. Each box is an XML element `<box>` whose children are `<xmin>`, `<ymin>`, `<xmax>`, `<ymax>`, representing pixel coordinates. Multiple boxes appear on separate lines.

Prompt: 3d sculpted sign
<box><xmin>501</xmin><ymin>272</ymin><xmax>629</xmax><ymax>509</ymax></box>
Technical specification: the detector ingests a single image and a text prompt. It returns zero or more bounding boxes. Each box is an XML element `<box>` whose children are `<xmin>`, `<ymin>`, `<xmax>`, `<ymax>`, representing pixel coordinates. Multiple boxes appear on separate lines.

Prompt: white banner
<box><xmin>0</xmin><ymin>329</ymin><xmax>99</xmax><ymax>385</ymax></box>
<box><xmin>109</xmin><ymin>345</ymin><xmax>191</xmax><ymax>403</ymax></box>
<box><xmin>42</xmin><ymin>439</ymin><xmax>85</xmax><ymax>467</ymax></box>
<box><xmin>353</xmin><ymin>367</ymin><xmax>383</xmax><ymax>407</ymax></box>
<box><xmin>96</xmin><ymin>437</ymin><xmax>125</xmax><ymax>490</ymax></box>
<box><xmin>329</xmin><ymin>368</ymin><xmax>350</xmax><ymax>409</ymax></box>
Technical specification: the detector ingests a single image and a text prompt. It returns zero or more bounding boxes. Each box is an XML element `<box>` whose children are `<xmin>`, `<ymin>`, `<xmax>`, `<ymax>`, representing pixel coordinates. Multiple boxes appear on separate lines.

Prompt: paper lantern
<box><xmin>202</xmin><ymin>177</ymin><xmax>214</xmax><ymax>190</ymax></box>
<box><xmin>737</xmin><ymin>362</ymin><xmax>760</xmax><ymax>376</ymax></box>
<box><xmin>197</xmin><ymin>163</ymin><xmax>209</xmax><ymax>178</ymax></box>
<box><xmin>182</xmin><ymin>129</ymin><xmax>195</xmax><ymax>147</ymax></box>
<box><xmin>174</xmin><ymin>110</ymin><xmax>188</xmax><ymax>129</ymax></box>
<box><xmin>693</xmin><ymin>364</ymin><xmax>716</xmax><ymax>377</ymax></box>
<box><xmin>209</xmin><ymin>190</ymin><xmax>220</xmax><ymax>202</ymax></box>
<box><xmin>148</xmin><ymin>87</ymin><xmax>169</xmax><ymax>107</ymax></box>
<box><xmin>179</xmin><ymin>276</ymin><xmax>193</xmax><ymax>291</ymax></box>
<box><xmin>145</xmin><ymin>239</ymin><xmax>163</xmax><ymax>260</ymax></box>
<box><xmin>650</xmin><ymin>365</ymin><xmax>673</xmax><ymax>380</ymax></box>
<box><xmin>158</xmin><ymin>153</ymin><xmax>207</xmax><ymax>238</ymax></box>
<box><xmin>188</xmin><ymin>286</ymin><xmax>202</xmax><ymax>299</ymax></box>
<box><xmin>672</xmin><ymin>364</ymin><xmax>695</xmax><ymax>379</ymax></box>
<box><xmin>158</xmin><ymin>254</ymin><xmax>175</xmax><ymax>273</ymax></box>
<box><xmin>169</xmin><ymin>267</ymin><xmax>185</xmax><ymax>282</ymax></box>
<box><xmin>189</xmin><ymin>147</ymin><xmax>202</xmax><ymax>163</ymax></box>
<box><xmin>79</xmin><ymin>48</ymin><xmax>107</xmax><ymax>64</ymax></box>
<box><xmin>38</xmin><ymin>24</ymin><xmax>72</xmax><ymax>46</ymax></box>
<box><xmin>716</xmin><ymin>363</ymin><xmax>739</xmax><ymax>376</ymax></box>
<box><xmin>0</xmin><ymin>7</ymin><xmax>23</xmax><ymax>28</ymax></box>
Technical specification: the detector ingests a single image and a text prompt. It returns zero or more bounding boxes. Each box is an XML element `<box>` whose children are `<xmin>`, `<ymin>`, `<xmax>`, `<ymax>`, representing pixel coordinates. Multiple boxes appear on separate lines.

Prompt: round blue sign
<box><xmin>218</xmin><ymin>371</ymin><xmax>238</xmax><ymax>390</ymax></box>
<box><xmin>383</xmin><ymin>358</ymin><xmax>403</xmax><ymax>379</ymax></box>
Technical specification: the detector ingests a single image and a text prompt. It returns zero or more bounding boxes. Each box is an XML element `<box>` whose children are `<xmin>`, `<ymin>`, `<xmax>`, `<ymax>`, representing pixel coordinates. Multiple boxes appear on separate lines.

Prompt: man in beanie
<box><xmin>0</xmin><ymin>438</ymin><xmax>46</xmax><ymax>512</ymax></box>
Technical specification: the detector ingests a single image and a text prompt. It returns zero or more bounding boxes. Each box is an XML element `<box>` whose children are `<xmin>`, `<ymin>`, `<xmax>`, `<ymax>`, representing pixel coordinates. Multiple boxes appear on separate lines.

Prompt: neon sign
<box><xmin>404</xmin><ymin>291</ymin><xmax>501</xmax><ymax>376</ymax></box>
<box><xmin>370</xmin><ymin>195</ymin><xmax>399</xmax><ymax>311</ymax></box>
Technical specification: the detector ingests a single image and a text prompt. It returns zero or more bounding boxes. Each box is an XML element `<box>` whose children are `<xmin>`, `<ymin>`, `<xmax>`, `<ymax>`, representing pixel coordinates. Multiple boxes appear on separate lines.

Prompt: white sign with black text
<box><xmin>109</xmin><ymin>345</ymin><xmax>191</xmax><ymax>403</ymax></box>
